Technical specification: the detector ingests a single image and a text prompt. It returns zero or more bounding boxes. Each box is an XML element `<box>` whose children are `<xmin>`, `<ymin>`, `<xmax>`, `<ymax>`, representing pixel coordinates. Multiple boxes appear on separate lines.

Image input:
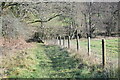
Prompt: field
<box><xmin>1</xmin><ymin>2</ymin><xmax>119</xmax><ymax>79</ymax></box>
<box><xmin>72</xmin><ymin>37</ymin><xmax>118</xmax><ymax>58</ymax></box>
<box><xmin>1</xmin><ymin>40</ymin><xmax>118</xmax><ymax>78</ymax></box>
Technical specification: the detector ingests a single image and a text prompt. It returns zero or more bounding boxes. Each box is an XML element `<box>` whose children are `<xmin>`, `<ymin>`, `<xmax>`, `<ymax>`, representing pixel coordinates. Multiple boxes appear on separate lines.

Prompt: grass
<box><xmin>72</xmin><ymin>38</ymin><xmax>118</xmax><ymax>58</ymax></box>
<box><xmin>7</xmin><ymin>43</ymin><xmax>80</xmax><ymax>78</ymax></box>
<box><xmin>3</xmin><ymin>43</ymin><xmax>118</xmax><ymax>78</ymax></box>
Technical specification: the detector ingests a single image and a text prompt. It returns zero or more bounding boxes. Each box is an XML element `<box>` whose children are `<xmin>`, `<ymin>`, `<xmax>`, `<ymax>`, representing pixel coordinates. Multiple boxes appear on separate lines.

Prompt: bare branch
<box><xmin>29</xmin><ymin>14</ymin><xmax>62</xmax><ymax>23</ymax></box>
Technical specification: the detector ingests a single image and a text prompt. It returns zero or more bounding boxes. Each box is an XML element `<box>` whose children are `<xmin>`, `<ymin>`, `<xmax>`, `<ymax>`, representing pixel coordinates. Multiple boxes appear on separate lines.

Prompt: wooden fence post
<box><xmin>76</xmin><ymin>35</ymin><xmax>79</xmax><ymax>51</ymax></box>
<box><xmin>68</xmin><ymin>36</ymin><xmax>70</xmax><ymax>48</ymax></box>
<box><xmin>59</xmin><ymin>36</ymin><xmax>61</xmax><ymax>45</ymax></box>
<box><xmin>56</xmin><ymin>36</ymin><xmax>59</xmax><ymax>45</ymax></box>
<box><xmin>54</xmin><ymin>38</ymin><xmax>56</xmax><ymax>45</ymax></box>
<box><xmin>63</xmin><ymin>37</ymin><xmax>65</xmax><ymax>46</ymax></box>
<box><xmin>88</xmin><ymin>37</ymin><xmax>91</xmax><ymax>56</ymax></box>
<box><xmin>102</xmin><ymin>39</ymin><xmax>106</xmax><ymax>68</ymax></box>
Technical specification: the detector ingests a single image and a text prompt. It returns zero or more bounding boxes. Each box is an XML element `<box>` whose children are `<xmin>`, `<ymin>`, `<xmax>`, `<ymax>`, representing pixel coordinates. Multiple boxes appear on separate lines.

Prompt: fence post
<box><xmin>59</xmin><ymin>36</ymin><xmax>61</xmax><ymax>45</ymax></box>
<box><xmin>68</xmin><ymin>36</ymin><xmax>70</xmax><ymax>48</ymax></box>
<box><xmin>54</xmin><ymin>38</ymin><xmax>56</xmax><ymax>45</ymax></box>
<box><xmin>56</xmin><ymin>36</ymin><xmax>59</xmax><ymax>45</ymax></box>
<box><xmin>102</xmin><ymin>39</ymin><xmax>106</xmax><ymax>68</ymax></box>
<box><xmin>63</xmin><ymin>37</ymin><xmax>65</xmax><ymax>46</ymax></box>
<box><xmin>76</xmin><ymin>33</ymin><xmax>79</xmax><ymax>51</ymax></box>
<box><xmin>88</xmin><ymin>37</ymin><xmax>91</xmax><ymax>56</ymax></box>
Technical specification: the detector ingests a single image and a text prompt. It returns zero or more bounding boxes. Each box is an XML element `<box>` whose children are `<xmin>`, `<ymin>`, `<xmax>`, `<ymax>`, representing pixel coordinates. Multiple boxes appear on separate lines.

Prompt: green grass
<box><xmin>7</xmin><ymin>43</ymin><xmax>118</xmax><ymax>78</ymax></box>
<box><xmin>72</xmin><ymin>38</ymin><xmax>118</xmax><ymax>58</ymax></box>
<box><xmin>8</xmin><ymin>43</ymin><xmax>80</xmax><ymax>78</ymax></box>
